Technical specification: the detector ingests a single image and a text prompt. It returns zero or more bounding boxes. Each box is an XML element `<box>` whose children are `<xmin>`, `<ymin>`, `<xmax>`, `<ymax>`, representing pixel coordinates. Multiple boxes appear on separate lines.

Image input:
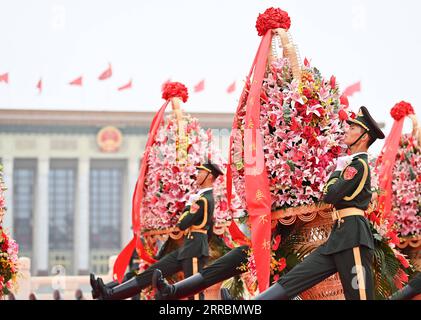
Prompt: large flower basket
<box><xmin>120</xmin><ymin>83</ymin><xmax>242</xmax><ymax>299</ymax></box>
<box><xmin>392</xmin><ymin>113</ymin><xmax>420</xmax><ymax>272</ymax></box>
<box><xmin>228</xmin><ymin>8</ymin><xmax>349</xmax><ymax>298</ymax></box>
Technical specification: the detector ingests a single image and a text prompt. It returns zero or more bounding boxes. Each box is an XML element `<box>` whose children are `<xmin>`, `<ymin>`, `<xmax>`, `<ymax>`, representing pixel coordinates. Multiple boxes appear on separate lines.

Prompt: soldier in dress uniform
<box><xmin>90</xmin><ymin>162</ymin><xmax>223</xmax><ymax>300</ymax></box>
<box><xmin>224</xmin><ymin>106</ymin><xmax>385</xmax><ymax>300</ymax></box>
<box><xmin>154</xmin><ymin>106</ymin><xmax>385</xmax><ymax>300</ymax></box>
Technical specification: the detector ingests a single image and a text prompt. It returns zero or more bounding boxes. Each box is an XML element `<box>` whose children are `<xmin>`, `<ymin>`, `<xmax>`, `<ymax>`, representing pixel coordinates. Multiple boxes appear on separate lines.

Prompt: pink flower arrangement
<box><xmin>1</xmin><ymin>165</ymin><xmax>20</xmax><ymax>298</ymax></box>
<box><xmin>139</xmin><ymin>112</ymin><xmax>243</xmax><ymax>231</ymax></box>
<box><xmin>392</xmin><ymin>134</ymin><xmax>421</xmax><ymax>237</ymax></box>
<box><xmin>231</xmin><ymin>57</ymin><xmax>348</xmax><ymax>211</ymax></box>
<box><xmin>0</xmin><ymin>227</ymin><xmax>19</xmax><ymax>297</ymax></box>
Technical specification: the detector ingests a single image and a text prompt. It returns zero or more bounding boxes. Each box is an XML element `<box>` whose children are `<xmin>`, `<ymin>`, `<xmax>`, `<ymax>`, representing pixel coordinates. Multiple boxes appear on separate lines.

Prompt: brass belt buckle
<box><xmin>334</xmin><ymin>209</ymin><xmax>344</xmax><ymax>228</ymax></box>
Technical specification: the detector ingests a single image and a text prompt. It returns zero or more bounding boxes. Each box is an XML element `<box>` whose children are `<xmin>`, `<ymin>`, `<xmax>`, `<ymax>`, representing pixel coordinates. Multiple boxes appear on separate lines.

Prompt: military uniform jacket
<box><xmin>176</xmin><ymin>189</ymin><xmax>214</xmax><ymax>260</ymax></box>
<box><xmin>320</xmin><ymin>153</ymin><xmax>375</xmax><ymax>255</ymax></box>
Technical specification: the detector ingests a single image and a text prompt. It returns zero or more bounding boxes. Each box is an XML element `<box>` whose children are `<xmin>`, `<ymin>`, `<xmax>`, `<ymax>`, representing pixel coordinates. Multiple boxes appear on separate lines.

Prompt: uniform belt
<box><xmin>184</xmin><ymin>229</ymin><xmax>208</xmax><ymax>238</ymax></box>
<box><xmin>189</xmin><ymin>229</ymin><xmax>207</xmax><ymax>234</ymax></box>
<box><xmin>331</xmin><ymin>207</ymin><xmax>365</xmax><ymax>227</ymax></box>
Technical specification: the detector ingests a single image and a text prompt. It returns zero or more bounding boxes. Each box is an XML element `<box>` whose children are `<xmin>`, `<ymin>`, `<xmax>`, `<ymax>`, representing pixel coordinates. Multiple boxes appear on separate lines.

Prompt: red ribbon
<box><xmin>113</xmin><ymin>101</ymin><xmax>170</xmax><ymax>283</ymax></box>
<box><xmin>227</xmin><ymin>31</ymin><xmax>273</xmax><ymax>292</ymax></box>
<box><xmin>228</xmin><ymin>220</ymin><xmax>250</xmax><ymax>246</ymax></box>
<box><xmin>375</xmin><ymin>115</ymin><xmax>406</xmax><ymax>228</ymax></box>
<box><xmin>226</xmin><ymin>31</ymin><xmax>266</xmax><ymax>250</ymax></box>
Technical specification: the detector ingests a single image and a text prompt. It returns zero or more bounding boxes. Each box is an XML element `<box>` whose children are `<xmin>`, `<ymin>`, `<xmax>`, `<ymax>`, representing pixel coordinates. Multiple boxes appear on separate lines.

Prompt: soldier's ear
<box><xmin>361</xmin><ymin>132</ymin><xmax>371</xmax><ymax>146</ymax></box>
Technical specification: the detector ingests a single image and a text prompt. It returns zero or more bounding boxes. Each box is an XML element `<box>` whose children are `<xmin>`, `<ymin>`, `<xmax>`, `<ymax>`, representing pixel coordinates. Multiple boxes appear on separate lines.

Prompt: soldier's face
<box><xmin>343</xmin><ymin>123</ymin><xmax>365</xmax><ymax>146</ymax></box>
<box><xmin>196</xmin><ymin>169</ymin><xmax>210</xmax><ymax>186</ymax></box>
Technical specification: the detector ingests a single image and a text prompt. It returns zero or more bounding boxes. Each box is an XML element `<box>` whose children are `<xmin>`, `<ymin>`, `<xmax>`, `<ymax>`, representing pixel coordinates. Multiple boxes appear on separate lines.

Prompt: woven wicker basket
<box><xmin>397</xmin><ymin>236</ymin><xmax>421</xmax><ymax>272</ymax></box>
<box><xmin>272</xmin><ymin>204</ymin><xmax>345</xmax><ymax>300</ymax></box>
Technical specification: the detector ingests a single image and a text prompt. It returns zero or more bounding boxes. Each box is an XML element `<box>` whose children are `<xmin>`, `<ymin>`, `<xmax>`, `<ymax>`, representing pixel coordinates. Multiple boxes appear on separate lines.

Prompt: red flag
<box><xmin>98</xmin><ymin>63</ymin><xmax>112</xmax><ymax>80</ymax></box>
<box><xmin>227</xmin><ymin>81</ymin><xmax>236</xmax><ymax>94</ymax></box>
<box><xmin>0</xmin><ymin>73</ymin><xmax>9</xmax><ymax>83</ymax></box>
<box><xmin>343</xmin><ymin>81</ymin><xmax>361</xmax><ymax>97</ymax></box>
<box><xmin>194</xmin><ymin>79</ymin><xmax>205</xmax><ymax>92</ymax></box>
<box><xmin>36</xmin><ymin>78</ymin><xmax>42</xmax><ymax>93</ymax></box>
<box><xmin>69</xmin><ymin>76</ymin><xmax>83</xmax><ymax>86</ymax></box>
<box><xmin>117</xmin><ymin>79</ymin><xmax>132</xmax><ymax>91</ymax></box>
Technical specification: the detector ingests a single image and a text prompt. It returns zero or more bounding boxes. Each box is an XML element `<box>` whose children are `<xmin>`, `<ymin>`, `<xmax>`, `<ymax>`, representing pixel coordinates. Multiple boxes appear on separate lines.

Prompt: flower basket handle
<box><xmin>409</xmin><ymin>114</ymin><xmax>421</xmax><ymax>146</ymax></box>
<box><xmin>170</xmin><ymin>97</ymin><xmax>188</xmax><ymax>164</ymax></box>
<box><xmin>271</xmin><ymin>28</ymin><xmax>302</xmax><ymax>81</ymax></box>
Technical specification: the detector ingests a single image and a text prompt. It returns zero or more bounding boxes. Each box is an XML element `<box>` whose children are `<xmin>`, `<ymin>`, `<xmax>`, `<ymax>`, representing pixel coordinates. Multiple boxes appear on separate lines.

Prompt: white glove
<box><xmin>186</xmin><ymin>193</ymin><xmax>201</xmax><ymax>206</ymax></box>
<box><xmin>335</xmin><ymin>155</ymin><xmax>353</xmax><ymax>171</ymax></box>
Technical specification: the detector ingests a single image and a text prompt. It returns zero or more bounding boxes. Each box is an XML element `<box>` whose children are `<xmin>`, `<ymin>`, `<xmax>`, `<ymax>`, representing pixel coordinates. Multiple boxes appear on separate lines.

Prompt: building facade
<box><xmin>0</xmin><ymin>109</ymin><xmax>233</xmax><ymax>276</ymax></box>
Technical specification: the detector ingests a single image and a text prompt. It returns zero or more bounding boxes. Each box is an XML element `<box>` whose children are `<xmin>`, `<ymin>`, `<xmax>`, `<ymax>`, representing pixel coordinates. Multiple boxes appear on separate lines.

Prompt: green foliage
<box><xmin>372</xmin><ymin>239</ymin><xmax>406</xmax><ymax>300</ymax></box>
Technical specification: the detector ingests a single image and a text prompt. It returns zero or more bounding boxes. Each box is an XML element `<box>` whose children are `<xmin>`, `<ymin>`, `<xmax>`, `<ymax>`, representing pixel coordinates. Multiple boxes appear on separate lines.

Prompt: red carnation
<box><xmin>308</xmin><ymin>99</ymin><xmax>319</xmax><ymax>106</ymax></box>
<box><xmin>330</xmin><ymin>145</ymin><xmax>342</xmax><ymax>157</ymax></box>
<box><xmin>390</xmin><ymin>101</ymin><xmax>414</xmax><ymax>121</ymax></box>
<box><xmin>162</xmin><ymin>81</ymin><xmax>189</xmax><ymax>103</ymax></box>
<box><xmin>302</xmin><ymin>87</ymin><xmax>312</xmax><ymax>98</ymax></box>
<box><xmin>295</xmin><ymin>102</ymin><xmax>307</xmax><ymax>115</ymax></box>
<box><xmin>278</xmin><ymin>257</ymin><xmax>287</xmax><ymax>272</ymax></box>
<box><xmin>338</xmin><ymin>109</ymin><xmax>349</xmax><ymax>121</ymax></box>
<box><xmin>339</xmin><ymin>94</ymin><xmax>349</xmax><ymax>107</ymax></box>
<box><xmin>150</xmin><ymin>196</ymin><xmax>159</xmax><ymax>205</ymax></box>
<box><xmin>302</xmin><ymin>126</ymin><xmax>315</xmax><ymax>140</ymax></box>
<box><xmin>175</xmin><ymin>201</ymin><xmax>185</xmax><ymax>211</ymax></box>
<box><xmin>219</xmin><ymin>200</ymin><xmax>228</xmax><ymax>211</ymax></box>
<box><xmin>302</xmin><ymin>112</ymin><xmax>313</xmax><ymax>124</ymax></box>
<box><xmin>290</xmin><ymin>116</ymin><xmax>301</xmax><ymax>132</ymax></box>
<box><xmin>269</xmin><ymin>113</ymin><xmax>277</xmax><ymax>127</ymax></box>
<box><xmin>316</xmin><ymin>107</ymin><xmax>325</xmax><ymax>118</ymax></box>
<box><xmin>256</xmin><ymin>7</ymin><xmax>291</xmax><ymax>36</ymax></box>
<box><xmin>272</xmin><ymin>235</ymin><xmax>281</xmax><ymax>251</ymax></box>
<box><xmin>386</xmin><ymin>230</ymin><xmax>400</xmax><ymax>245</ymax></box>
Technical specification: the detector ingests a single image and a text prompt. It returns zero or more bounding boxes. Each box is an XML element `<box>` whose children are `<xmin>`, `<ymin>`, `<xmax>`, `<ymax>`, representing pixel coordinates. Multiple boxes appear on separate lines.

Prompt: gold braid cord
<box><xmin>142</xmin><ymin>223</ymin><xmax>231</xmax><ymax>248</ymax></box>
<box><xmin>171</xmin><ymin>97</ymin><xmax>188</xmax><ymax>165</ymax></box>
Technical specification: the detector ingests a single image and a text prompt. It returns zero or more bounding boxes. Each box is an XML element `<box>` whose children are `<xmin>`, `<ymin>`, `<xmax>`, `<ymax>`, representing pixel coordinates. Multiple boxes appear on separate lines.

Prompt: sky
<box><xmin>0</xmin><ymin>0</ymin><xmax>420</xmax><ymax>152</ymax></box>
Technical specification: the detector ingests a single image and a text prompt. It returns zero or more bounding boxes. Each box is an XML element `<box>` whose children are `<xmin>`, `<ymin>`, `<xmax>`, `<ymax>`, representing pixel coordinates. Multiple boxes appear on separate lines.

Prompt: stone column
<box><xmin>1</xmin><ymin>156</ymin><xmax>14</xmax><ymax>235</ymax></box>
<box><xmin>33</xmin><ymin>157</ymin><xmax>49</xmax><ymax>276</ymax></box>
<box><xmin>74</xmin><ymin>157</ymin><xmax>90</xmax><ymax>275</ymax></box>
<box><xmin>121</xmin><ymin>157</ymin><xmax>139</xmax><ymax>247</ymax></box>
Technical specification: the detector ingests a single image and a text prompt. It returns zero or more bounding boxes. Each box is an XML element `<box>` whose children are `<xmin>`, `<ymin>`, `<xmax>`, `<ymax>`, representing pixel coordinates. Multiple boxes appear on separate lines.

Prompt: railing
<box><xmin>90</xmin><ymin>250</ymin><xmax>119</xmax><ymax>275</ymax></box>
<box><xmin>10</xmin><ymin>256</ymin><xmax>116</xmax><ymax>300</ymax></box>
<box><xmin>8</xmin><ymin>255</ymin><xmax>223</xmax><ymax>300</ymax></box>
<box><xmin>49</xmin><ymin>250</ymin><xmax>73</xmax><ymax>274</ymax></box>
